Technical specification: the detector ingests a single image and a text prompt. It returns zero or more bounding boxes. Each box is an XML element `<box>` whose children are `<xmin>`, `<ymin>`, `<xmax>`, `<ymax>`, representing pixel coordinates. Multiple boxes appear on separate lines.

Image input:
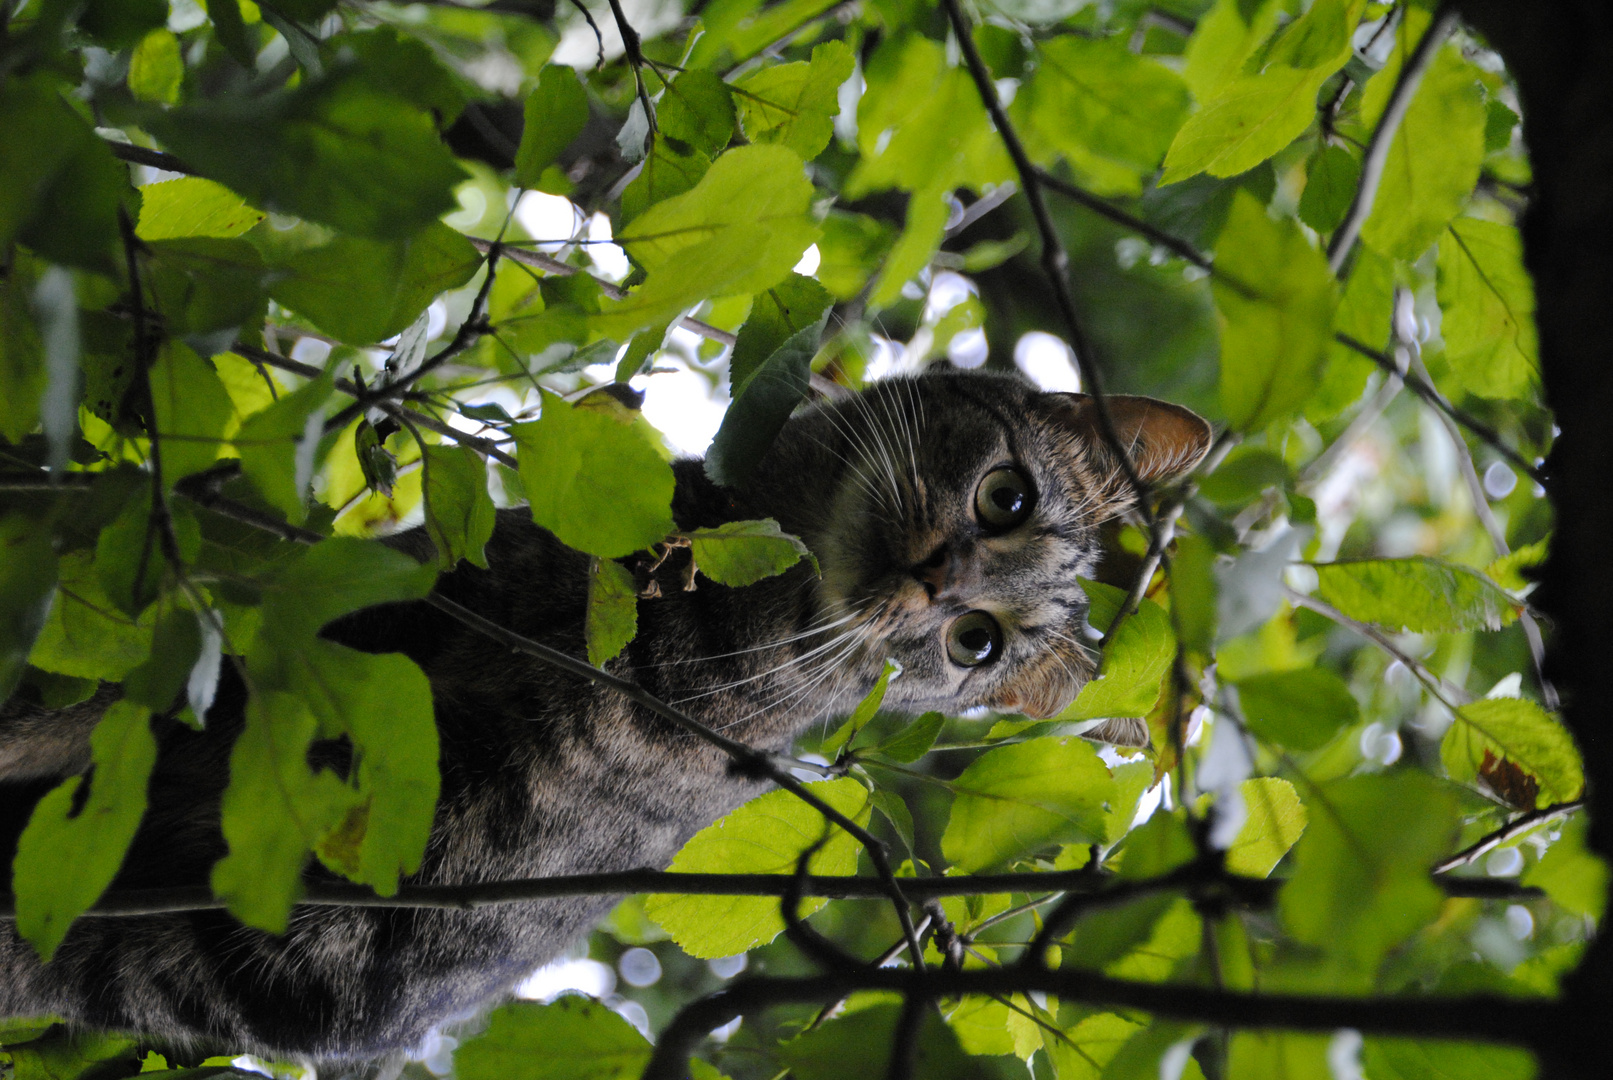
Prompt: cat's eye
<box><xmin>946</xmin><ymin>611</ymin><xmax>1002</xmax><ymax>667</ymax></box>
<box><xmin>974</xmin><ymin>467</ymin><xmax>1033</xmax><ymax>530</ymax></box>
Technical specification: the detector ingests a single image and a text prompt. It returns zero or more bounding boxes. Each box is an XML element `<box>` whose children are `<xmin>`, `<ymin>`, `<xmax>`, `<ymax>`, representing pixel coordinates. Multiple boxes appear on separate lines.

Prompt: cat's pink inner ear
<box><xmin>1044</xmin><ymin>393</ymin><xmax>1214</xmax><ymax>484</ymax></box>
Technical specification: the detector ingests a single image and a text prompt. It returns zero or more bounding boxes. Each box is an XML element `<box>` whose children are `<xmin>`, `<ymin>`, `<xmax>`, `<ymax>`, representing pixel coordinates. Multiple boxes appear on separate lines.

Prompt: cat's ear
<box><xmin>1040</xmin><ymin>393</ymin><xmax>1213</xmax><ymax>484</ymax></box>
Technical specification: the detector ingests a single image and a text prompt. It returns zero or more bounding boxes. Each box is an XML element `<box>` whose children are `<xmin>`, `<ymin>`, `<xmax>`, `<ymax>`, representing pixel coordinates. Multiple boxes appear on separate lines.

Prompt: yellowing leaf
<box><xmin>1442</xmin><ymin>697</ymin><xmax>1584</xmax><ymax>808</ymax></box>
<box><xmin>644</xmin><ymin>778</ymin><xmax>871</xmax><ymax>958</ymax></box>
<box><xmin>1214</xmin><ymin>192</ymin><xmax>1339</xmax><ymax>431</ymax></box>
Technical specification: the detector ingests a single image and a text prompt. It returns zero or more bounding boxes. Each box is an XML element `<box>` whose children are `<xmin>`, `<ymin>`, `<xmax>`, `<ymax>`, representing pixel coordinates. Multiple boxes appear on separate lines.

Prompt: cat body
<box><xmin>0</xmin><ymin>372</ymin><xmax>1210</xmax><ymax>1063</ymax></box>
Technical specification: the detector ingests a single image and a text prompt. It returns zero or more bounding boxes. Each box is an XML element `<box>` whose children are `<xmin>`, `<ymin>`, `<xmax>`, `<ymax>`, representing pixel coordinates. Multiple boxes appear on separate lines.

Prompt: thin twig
<box><xmin>106</xmin><ymin>140</ymin><xmax>195</xmax><ymax>175</ymax></box>
<box><xmin>1283</xmin><ymin>586</ymin><xmax>1473</xmax><ymax>709</ymax></box>
<box><xmin>1326</xmin><ymin>3</ymin><xmax>1459</xmax><ymax>273</ymax></box>
<box><xmin>1432</xmin><ymin>801</ymin><xmax>1583</xmax><ymax>874</ymax></box>
<box><xmin>565</xmin><ymin>0</ymin><xmax>606</xmax><ymax>68</ymax></box>
<box><xmin>939</xmin><ymin>0</ymin><xmax>1152</xmax><ymax>519</ymax></box>
<box><xmin>1035</xmin><ymin>168</ymin><xmax>1214</xmax><ymax>271</ymax></box>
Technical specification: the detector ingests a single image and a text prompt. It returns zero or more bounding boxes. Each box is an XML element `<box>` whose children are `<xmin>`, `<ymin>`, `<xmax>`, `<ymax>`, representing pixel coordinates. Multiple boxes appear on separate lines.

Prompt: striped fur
<box><xmin>0</xmin><ymin>371</ymin><xmax>1208</xmax><ymax>1065</ymax></box>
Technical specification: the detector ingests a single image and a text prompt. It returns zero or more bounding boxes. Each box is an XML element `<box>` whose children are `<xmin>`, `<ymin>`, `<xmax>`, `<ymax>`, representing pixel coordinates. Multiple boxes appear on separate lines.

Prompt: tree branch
<box><xmin>639</xmin><ymin>967</ymin><xmax>1555</xmax><ymax>1080</ymax></box>
<box><xmin>1432</xmin><ymin>801</ymin><xmax>1582</xmax><ymax>874</ymax></box>
<box><xmin>0</xmin><ymin>865</ymin><xmax>1535</xmax><ymax>920</ymax></box>
<box><xmin>939</xmin><ymin>0</ymin><xmax>1153</xmax><ymax>520</ymax></box>
<box><xmin>1327</xmin><ymin>4</ymin><xmax>1460</xmax><ymax>273</ymax></box>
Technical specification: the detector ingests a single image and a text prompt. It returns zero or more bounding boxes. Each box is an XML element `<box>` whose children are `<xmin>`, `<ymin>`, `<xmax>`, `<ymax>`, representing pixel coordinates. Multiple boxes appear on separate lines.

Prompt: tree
<box><xmin>0</xmin><ymin>1</ymin><xmax>1605</xmax><ymax>1079</ymax></box>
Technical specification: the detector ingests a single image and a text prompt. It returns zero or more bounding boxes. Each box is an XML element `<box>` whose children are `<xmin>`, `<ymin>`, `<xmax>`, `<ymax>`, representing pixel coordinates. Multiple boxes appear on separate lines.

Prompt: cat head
<box><xmin>761</xmin><ymin>370</ymin><xmax>1211</xmax><ymax>722</ymax></box>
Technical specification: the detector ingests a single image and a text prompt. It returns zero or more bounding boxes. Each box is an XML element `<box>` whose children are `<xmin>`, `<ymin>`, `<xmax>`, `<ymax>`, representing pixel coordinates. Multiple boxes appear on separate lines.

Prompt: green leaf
<box><xmin>688</xmin><ymin>518</ymin><xmax>812</xmax><ymax>587</ymax></box>
<box><xmin>1522</xmin><ymin>814</ymin><xmax>1608</xmax><ymax>918</ymax></box>
<box><xmin>13</xmin><ymin>702</ymin><xmax>156</xmax><ymax>961</ymax></box>
<box><xmin>585</xmin><ymin>557</ymin><xmax>638</xmax><ymax>666</ymax></box>
<box><xmin>601</xmin><ymin>145</ymin><xmax>819</xmax><ymax>338</ymax></box>
<box><xmin>149</xmin><ymin>341</ymin><xmax>235</xmax><ymax>482</ymax></box>
<box><xmin>644</xmin><ymin>778</ymin><xmax>871</xmax><ymax>958</ymax></box>
<box><xmin>269</xmin><ymin>222</ymin><xmax>482</xmax><ymax>346</ymax></box>
<box><xmin>1181</xmin><ymin>0</ymin><xmax>1284</xmax><ymax>102</ymax></box>
<box><xmin>1485</xmin><ymin>99</ymin><xmax>1521</xmax><ymax>153</ymax></box>
<box><xmin>847</xmin><ymin>35</ymin><xmax>1012</xmax><ymax>198</ymax></box>
<box><xmin>1442</xmin><ymin>697</ymin><xmax>1584</xmax><ymax>808</ymax></box>
<box><xmin>1161</xmin><ymin>0</ymin><xmax>1358</xmax><ymax>185</ymax></box>
<box><xmin>1013</xmin><ymin>34</ymin><xmax>1190</xmax><ymax>195</ymax></box>
<box><xmin>619</xmin><ymin>136</ymin><xmax>710</xmax><ymax>227</ymax></box>
<box><xmin>735</xmin><ymin>40</ymin><xmax>855</xmax><ymax>162</ymax></box>
<box><xmin>0</xmin><ymin>259</ymin><xmax>44</xmax><ymax>442</ymax></box>
<box><xmin>94</xmin><ymin>494</ymin><xmax>198</xmax><ymax>619</ymax></box>
<box><xmin>514</xmin><ymin>392</ymin><xmax>675</xmax><ymax>558</ymax></box>
<box><xmin>1058</xmin><ymin>581</ymin><xmax>1173</xmax><ymax>723</ymax></box>
<box><xmin>1486</xmin><ymin>537</ymin><xmax>1548</xmax><ymax>593</ymax></box>
<box><xmin>1279</xmin><ymin>772</ymin><xmax>1458</xmax><ymax>988</ymax></box>
<box><xmin>1</xmin><ymin>513</ymin><xmax>59</xmax><ymax>700</ymax></box>
<box><xmin>872</xmin><ymin>711</ymin><xmax>946</xmax><ymax>764</ymax></box>
<box><xmin>1225</xmin><ymin>777</ymin><xmax>1307</xmax><ymax>877</ymax></box>
<box><xmin>868</xmin><ymin>180</ymin><xmax>951</xmax><ymax>310</ymax></box>
<box><xmin>422</xmin><ymin>444</ymin><xmax>496</xmax><ymax>569</ymax></box>
<box><xmin>137</xmin><ymin>178</ymin><xmax>264</xmax><ymax>240</ymax></box>
<box><xmin>0</xmin><ymin>73</ymin><xmax>133</xmax><ymax>270</ymax></box>
<box><xmin>659</xmin><ymin>70</ymin><xmax>737</xmax><ymax>159</ymax></box>
<box><xmin>1313</xmin><ymin>556</ymin><xmax>1521</xmax><ymax>633</ymax></box>
<box><xmin>298</xmin><ymin>644</ymin><xmax>440</xmax><ymax>894</ymax></box>
<box><xmin>1437</xmin><ymin>218</ymin><xmax>1538</xmax><ymax>399</ymax></box>
<box><xmin>941</xmin><ymin>736</ymin><xmax>1116</xmax><ymax>873</ymax></box>
<box><xmin>29</xmin><ymin>552</ymin><xmax>155</xmax><ymax>681</ymax></box>
<box><xmin>1213</xmin><ymin>191</ymin><xmax>1339</xmax><ymax>431</ymax></box>
<box><xmin>1226</xmin><ymin>1033</ymin><xmax>1332</xmax><ymax>1080</ymax></box>
<box><xmin>234</xmin><ymin>372</ymin><xmax>334</xmax><ymax>524</ymax></box>
<box><xmin>145</xmin><ymin>237</ymin><xmax>271</xmax><ymax>338</ymax></box>
<box><xmin>1362</xmin><ymin>1038</ymin><xmax>1535</xmax><ymax>1080</ymax></box>
<box><xmin>210</xmin><ymin>689</ymin><xmax>360</xmax><ymax>932</ymax></box>
<box><xmin>1235</xmin><ymin>669</ymin><xmax>1359</xmax><ymax>750</ymax></box>
<box><xmin>208</xmin><ymin>0</ymin><xmax>259</xmax><ymax>68</ymax></box>
<box><xmin>1044</xmin><ymin>1012</ymin><xmax>1144</xmax><ymax>1080</ymax></box>
<box><xmin>454</xmin><ymin>999</ymin><xmax>651</xmax><ymax>1080</ymax></box>
<box><xmin>730</xmin><ymin>273</ymin><xmax>835</xmax><ymax>392</ymax></box>
<box><xmin>780</xmin><ymin>1003</ymin><xmax>982</xmax><ymax>1080</ymax></box>
<box><xmin>1313</xmin><ymin>245</ymin><xmax>1394</xmax><ymax>420</ymax></box>
<box><xmin>705</xmin><ymin>317</ymin><xmax>826</xmax><ymax>488</ymax></box>
<box><xmin>515</xmin><ymin>65</ymin><xmax>590</xmax><ymax>187</ymax></box>
<box><xmin>823</xmin><ymin>658</ymin><xmax>900</xmax><ymax>754</ymax></box>
<box><xmin>1360</xmin><ymin>46</ymin><xmax>1487</xmax><ymax>261</ymax></box>
<box><xmin>257</xmin><ymin>537</ymin><xmax>437</xmax><ymax>644</ymax></box>
<box><xmin>128</xmin><ymin>28</ymin><xmax>184</xmax><ymax>104</ymax></box>
<box><xmin>144</xmin><ymin>68</ymin><xmax>466</xmax><ymax>239</ymax></box>
<box><xmin>1297</xmin><ymin>143</ymin><xmax>1359</xmax><ymax>235</ymax></box>
<box><xmin>323</xmin><ymin>27</ymin><xmax>467</xmax><ymax>123</ymax></box>
<box><xmin>121</xmin><ymin>606</ymin><xmax>202</xmax><ymax>711</ymax></box>
<box><xmin>1171</xmin><ymin>532</ymin><xmax>1218</xmax><ymax>656</ymax></box>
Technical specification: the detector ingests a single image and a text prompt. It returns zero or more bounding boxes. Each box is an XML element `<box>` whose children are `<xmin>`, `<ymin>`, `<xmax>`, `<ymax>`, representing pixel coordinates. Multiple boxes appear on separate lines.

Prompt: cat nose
<box><xmin>910</xmin><ymin>543</ymin><xmax>977</xmax><ymax>602</ymax></box>
<box><xmin>910</xmin><ymin>544</ymin><xmax>950</xmax><ymax>598</ymax></box>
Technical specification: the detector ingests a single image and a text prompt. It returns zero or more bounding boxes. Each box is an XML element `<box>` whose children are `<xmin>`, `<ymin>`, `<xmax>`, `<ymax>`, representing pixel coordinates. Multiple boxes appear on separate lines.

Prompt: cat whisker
<box><xmin>642</xmin><ymin>610</ymin><xmax>857</xmax><ymax>669</ymax></box>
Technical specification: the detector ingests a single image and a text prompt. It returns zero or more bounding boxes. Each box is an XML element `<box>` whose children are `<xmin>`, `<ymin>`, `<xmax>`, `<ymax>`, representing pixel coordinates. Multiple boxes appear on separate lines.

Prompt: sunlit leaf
<box><xmin>233</xmin><ymin>373</ymin><xmax>334</xmax><ymax>525</ymax></box>
<box><xmin>1058</xmin><ymin>580</ymin><xmax>1173</xmax><ymax>723</ymax></box>
<box><xmin>1226</xmin><ymin>777</ymin><xmax>1307</xmax><ymax>877</ymax></box>
<box><xmin>729</xmin><ymin>273</ymin><xmax>834</xmax><ymax>392</ymax></box>
<box><xmin>688</xmin><ymin>518</ymin><xmax>813</xmax><ymax>588</ymax></box>
<box><xmin>12</xmin><ymin>702</ymin><xmax>156</xmax><ymax>960</ymax></box>
<box><xmin>1442</xmin><ymin>697</ymin><xmax>1583</xmax><ymax>809</ymax></box>
<box><xmin>735</xmin><ymin>41</ymin><xmax>854</xmax><ymax>162</ymax></box>
<box><xmin>29</xmin><ymin>552</ymin><xmax>155</xmax><ymax>681</ymax></box>
<box><xmin>455</xmin><ymin>999</ymin><xmax>650</xmax><ymax>1080</ymax></box>
<box><xmin>1522</xmin><ymin>814</ymin><xmax>1608</xmax><ymax>918</ymax></box>
<box><xmin>422</xmin><ymin>444</ymin><xmax>496</xmax><ymax>569</ymax></box>
<box><xmin>942</xmin><ymin>736</ymin><xmax>1116</xmax><ymax>872</ymax></box>
<box><xmin>1437</xmin><ymin>218</ymin><xmax>1538</xmax><ymax>399</ymax></box>
<box><xmin>823</xmin><ymin>658</ymin><xmax>900</xmax><ymax>754</ymax></box>
<box><xmin>644</xmin><ymin>778</ymin><xmax>872</xmax><ymax>958</ymax></box>
<box><xmin>1363</xmin><ymin>1038</ymin><xmax>1535</xmax><ymax>1080</ymax></box>
<box><xmin>1313</xmin><ymin>556</ymin><xmax>1521</xmax><ymax>632</ymax></box>
<box><xmin>515</xmin><ymin>392</ymin><xmax>675</xmax><ymax>558</ymax></box>
<box><xmin>659</xmin><ymin>70</ymin><xmax>737</xmax><ymax>159</ymax></box>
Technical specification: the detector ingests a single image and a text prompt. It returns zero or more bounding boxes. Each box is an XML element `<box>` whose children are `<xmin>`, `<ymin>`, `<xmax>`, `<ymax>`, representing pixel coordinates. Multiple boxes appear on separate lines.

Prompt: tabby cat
<box><xmin>0</xmin><ymin>370</ymin><xmax>1210</xmax><ymax>1065</ymax></box>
